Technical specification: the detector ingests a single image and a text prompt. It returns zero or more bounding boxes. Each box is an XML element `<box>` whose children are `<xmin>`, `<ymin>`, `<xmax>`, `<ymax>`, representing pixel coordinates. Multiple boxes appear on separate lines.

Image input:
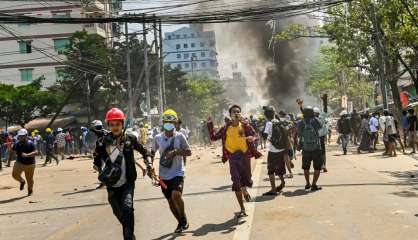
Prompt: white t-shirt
<box><xmin>264</xmin><ymin>121</ymin><xmax>285</xmax><ymax>153</ymax></box>
<box><xmin>384</xmin><ymin>116</ymin><xmax>397</xmax><ymax>135</ymax></box>
<box><xmin>369</xmin><ymin>117</ymin><xmax>379</xmax><ymax>133</ymax></box>
<box><xmin>109</xmin><ymin>145</ymin><xmax>126</xmax><ymax>188</ymax></box>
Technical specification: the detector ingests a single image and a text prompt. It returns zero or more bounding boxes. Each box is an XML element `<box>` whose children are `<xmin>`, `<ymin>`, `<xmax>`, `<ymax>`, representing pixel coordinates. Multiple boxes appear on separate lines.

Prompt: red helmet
<box><xmin>105</xmin><ymin>108</ymin><xmax>125</xmax><ymax>122</ymax></box>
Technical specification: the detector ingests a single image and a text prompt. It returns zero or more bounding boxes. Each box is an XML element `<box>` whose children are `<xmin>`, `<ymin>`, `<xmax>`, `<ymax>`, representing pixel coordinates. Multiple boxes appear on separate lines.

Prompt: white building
<box><xmin>0</xmin><ymin>1</ymin><xmax>121</xmax><ymax>87</ymax></box>
<box><xmin>163</xmin><ymin>25</ymin><xmax>219</xmax><ymax>79</ymax></box>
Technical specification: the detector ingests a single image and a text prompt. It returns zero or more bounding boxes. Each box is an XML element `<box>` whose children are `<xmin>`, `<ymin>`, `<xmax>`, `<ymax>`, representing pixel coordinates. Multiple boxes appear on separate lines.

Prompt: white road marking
<box><xmin>232</xmin><ymin>160</ymin><xmax>263</xmax><ymax>240</ymax></box>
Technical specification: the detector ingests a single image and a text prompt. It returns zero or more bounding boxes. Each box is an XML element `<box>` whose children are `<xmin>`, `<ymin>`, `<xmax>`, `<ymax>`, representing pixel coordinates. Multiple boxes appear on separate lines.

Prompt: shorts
<box><xmin>161</xmin><ymin>176</ymin><xmax>184</xmax><ymax>199</ymax></box>
<box><xmin>388</xmin><ymin>134</ymin><xmax>397</xmax><ymax>143</ymax></box>
<box><xmin>267</xmin><ymin>151</ymin><xmax>286</xmax><ymax>176</ymax></box>
<box><xmin>229</xmin><ymin>151</ymin><xmax>252</xmax><ymax>192</ymax></box>
<box><xmin>302</xmin><ymin>149</ymin><xmax>322</xmax><ymax>171</ymax></box>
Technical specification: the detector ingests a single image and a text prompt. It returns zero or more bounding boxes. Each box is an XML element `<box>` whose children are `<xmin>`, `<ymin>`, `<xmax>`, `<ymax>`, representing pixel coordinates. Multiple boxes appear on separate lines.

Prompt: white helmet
<box><xmin>57</xmin><ymin>128</ymin><xmax>63</xmax><ymax>132</ymax></box>
<box><xmin>17</xmin><ymin>128</ymin><xmax>28</xmax><ymax>136</ymax></box>
<box><xmin>92</xmin><ymin>120</ymin><xmax>103</xmax><ymax>127</ymax></box>
<box><xmin>313</xmin><ymin>107</ymin><xmax>320</xmax><ymax>114</ymax></box>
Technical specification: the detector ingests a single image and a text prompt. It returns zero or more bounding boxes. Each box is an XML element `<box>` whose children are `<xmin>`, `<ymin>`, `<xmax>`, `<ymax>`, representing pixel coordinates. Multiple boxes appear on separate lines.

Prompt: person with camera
<box><xmin>94</xmin><ymin>108</ymin><xmax>152</xmax><ymax>240</ymax></box>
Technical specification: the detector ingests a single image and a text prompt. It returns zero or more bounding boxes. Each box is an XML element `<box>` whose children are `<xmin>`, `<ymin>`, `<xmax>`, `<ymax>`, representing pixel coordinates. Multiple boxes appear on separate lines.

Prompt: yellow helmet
<box><xmin>45</xmin><ymin>128</ymin><xmax>52</xmax><ymax>133</ymax></box>
<box><xmin>31</xmin><ymin>131</ymin><xmax>36</xmax><ymax>137</ymax></box>
<box><xmin>162</xmin><ymin>109</ymin><xmax>178</xmax><ymax>121</ymax></box>
<box><xmin>144</xmin><ymin>123</ymin><xmax>149</xmax><ymax>128</ymax></box>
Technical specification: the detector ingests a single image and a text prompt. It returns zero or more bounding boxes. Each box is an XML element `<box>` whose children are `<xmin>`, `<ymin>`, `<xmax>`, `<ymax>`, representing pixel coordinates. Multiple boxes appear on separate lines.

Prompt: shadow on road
<box><xmin>0</xmin><ymin>195</ymin><xmax>27</xmax><ymax>204</ymax></box>
<box><xmin>62</xmin><ymin>187</ymin><xmax>98</xmax><ymax>196</ymax></box>
<box><xmin>379</xmin><ymin>169</ymin><xmax>418</xmax><ymax>198</ymax></box>
<box><xmin>212</xmin><ymin>185</ymin><xmax>231</xmax><ymax>191</ymax></box>
<box><xmin>282</xmin><ymin>189</ymin><xmax>310</xmax><ymax>197</ymax></box>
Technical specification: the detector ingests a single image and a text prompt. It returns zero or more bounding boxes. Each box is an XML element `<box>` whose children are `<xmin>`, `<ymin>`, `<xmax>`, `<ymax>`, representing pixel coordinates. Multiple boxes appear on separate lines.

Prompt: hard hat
<box><xmin>296</xmin><ymin>113</ymin><xmax>303</xmax><ymax>119</ymax></box>
<box><xmin>313</xmin><ymin>107</ymin><xmax>320</xmax><ymax>114</ymax></box>
<box><xmin>33</xmin><ymin>129</ymin><xmax>39</xmax><ymax>133</ymax></box>
<box><xmin>105</xmin><ymin>108</ymin><xmax>126</xmax><ymax>122</ymax></box>
<box><xmin>162</xmin><ymin>109</ymin><xmax>178</xmax><ymax>121</ymax></box>
<box><xmin>45</xmin><ymin>128</ymin><xmax>52</xmax><ymax>133</ymax></box>
<box><xmin>17</xmin><ymin>128</ymin><xmax>28</xmax><ymax>136</ymax></box>
<box><xmin>57</xmin><ymin>128</ymin><xmax>63</xmax><ymax>132</ymax></box>
<box><xmin>144</xmin><ymin>123</ymin><xmax>149</xmax><ymax>128</ymax></box>
<box><xmin>92</xmin><ymin>120</ymin><xmax>103</xmax><ymax>127</ymax></box>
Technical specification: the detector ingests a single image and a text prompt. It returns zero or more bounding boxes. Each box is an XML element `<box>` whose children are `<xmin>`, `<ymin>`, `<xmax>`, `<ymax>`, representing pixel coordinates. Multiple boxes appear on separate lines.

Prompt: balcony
<box><xmin>83</xmin><ymin>23</ymin><xmax>107</xmax><ymax>38</ymax></box>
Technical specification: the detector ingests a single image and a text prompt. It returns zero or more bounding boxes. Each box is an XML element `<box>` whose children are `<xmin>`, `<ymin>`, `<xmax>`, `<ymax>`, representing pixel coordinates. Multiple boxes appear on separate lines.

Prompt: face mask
<box><xmin>279</xmin><ymin>117</ymin><xmax>287</xmax><ymax>121</ymax></box>
<box><xmin>163</xmin><ymin>123</ymin><xmax>175</xmax><ymax>131</ymax></box>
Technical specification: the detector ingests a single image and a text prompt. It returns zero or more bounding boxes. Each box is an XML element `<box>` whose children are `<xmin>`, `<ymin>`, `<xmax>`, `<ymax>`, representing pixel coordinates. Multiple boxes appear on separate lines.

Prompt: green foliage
<box><xmin>0</xmin><ymin>77</ymin><xmax>62</xmax><ymax>127</ymax></box>
<box><xmin>308</xmin><ymin>46</ymin><xmax>374</xmax><ymax>109</ymax></box>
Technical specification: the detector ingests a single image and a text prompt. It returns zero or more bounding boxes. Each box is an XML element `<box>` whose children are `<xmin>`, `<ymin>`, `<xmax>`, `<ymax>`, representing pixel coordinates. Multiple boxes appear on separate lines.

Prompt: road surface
<box><xmin>0</xmin><ymin>142</ymin><xmax>417</xmax><ymax>240</ymax></box>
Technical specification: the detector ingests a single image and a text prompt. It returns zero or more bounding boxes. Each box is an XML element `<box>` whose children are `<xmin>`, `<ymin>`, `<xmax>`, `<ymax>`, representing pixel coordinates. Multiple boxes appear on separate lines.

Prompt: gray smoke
<box><xmin>204</xmin><ymin>4</ymin><xmax>322</xmax><ymax>113</ymax></box>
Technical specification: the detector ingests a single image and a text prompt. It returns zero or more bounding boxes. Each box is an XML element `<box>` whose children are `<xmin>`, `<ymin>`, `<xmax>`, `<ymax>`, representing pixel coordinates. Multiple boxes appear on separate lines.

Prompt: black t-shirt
<box><xmin>407</xmin><ymin>115</ymin><xmax>417</xmax><ymax>131</ymax></box>
<box><xmin>13</xmin><ymin>140</ymin><xmax>36</xmax><ymax>165</ymax></box>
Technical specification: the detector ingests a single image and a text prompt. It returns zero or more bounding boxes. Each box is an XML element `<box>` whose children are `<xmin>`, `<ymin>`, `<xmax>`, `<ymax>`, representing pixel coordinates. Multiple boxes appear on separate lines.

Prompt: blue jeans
<box><xmin>341</xmin><ymin>134</ymin><xmax>350</xmax><ymax>152</ymax></box>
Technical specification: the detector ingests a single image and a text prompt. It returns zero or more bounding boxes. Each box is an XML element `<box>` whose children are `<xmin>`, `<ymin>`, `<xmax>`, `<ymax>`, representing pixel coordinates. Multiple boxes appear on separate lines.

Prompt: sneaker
<box><xmin>174</xmin><ymin>223</ymin><xmax>183</xmax><ymax>233</ymax></box>
<box><xmin>311</xmin><ymin>185</ymin><xmax>322</xmax><ymax>191</ymax></box>
<box><xmin>20</xmin><ymin>181</ymin><xmax>26</xmax><ymax>191</ymax></box>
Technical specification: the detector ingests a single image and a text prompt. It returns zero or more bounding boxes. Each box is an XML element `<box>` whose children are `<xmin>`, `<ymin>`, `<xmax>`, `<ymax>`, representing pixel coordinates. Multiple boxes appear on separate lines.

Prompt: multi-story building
<box><xmin>163</xmin><ymin>25</ymin><xmax>219</xmax><ymax>79</ymax></box>
<box><xmin>0</xmin><ymin>1</ymin><xmax>121</xmax><ymax>87</ymax></box>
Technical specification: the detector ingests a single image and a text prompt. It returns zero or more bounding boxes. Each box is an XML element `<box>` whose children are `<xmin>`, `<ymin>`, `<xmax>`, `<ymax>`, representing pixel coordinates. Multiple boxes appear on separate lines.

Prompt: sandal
<box><xmin>262</xmin><ymin>191</ymin><xmax>278</xmax><ymax>196</ymax></box>
<box><xmin>311</xmin><ymin>185</ymin><xmax>322</xmax><ymax>191</ymax></box>
<box><xmin>305</xmin><ymin>184</ymin><xmax>311</xmax><ymax>190</ymax></box>
<box><xmin>236</xmin><ymin>210</ymin><xmax>248</xmax><ymax>218</ymax></box>
<box><xmin>287</xmin><ymin>173</ymin><xmax>293</xmax><ymax>178</ymax></box>
<box><xmin>276</xmin><ymin>182</ymin><xmax>285</xmax><ymax>192</ymax></box>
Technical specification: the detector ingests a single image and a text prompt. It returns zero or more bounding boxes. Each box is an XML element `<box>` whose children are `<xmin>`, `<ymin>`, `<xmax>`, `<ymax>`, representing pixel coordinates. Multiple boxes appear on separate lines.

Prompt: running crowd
<box><xmin>2</xmin><ymin>101</ymin><xmax>413</xmax><ymax>240</ymax></box>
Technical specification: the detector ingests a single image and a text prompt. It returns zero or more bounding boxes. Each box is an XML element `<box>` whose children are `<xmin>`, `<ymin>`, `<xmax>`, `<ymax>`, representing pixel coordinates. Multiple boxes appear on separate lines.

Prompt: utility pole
<box><xmin>125</xmin><ymin>22</ymin><xmax>133</xmax><ymax>126</ymax></box>
<box><xmin>143</xmin><ymin>14</ymin><xmax>151</xmax><ymax>123</ymax></box>
<box><xmin>85</xmin><ymin>72</ymin><xmax>91</xmax><ymax>124</ymax></box>
<box><xmin>371</xmin><ymin>3</ymin><xmax>388</xmax><ymax>110</ymax></box>
<box><xmin>158</xmin><ymin>20</ymin><xmax>166</xmax><ymax>107</ymax></box>
<box><xmin>153</xmin><ymin>18</ymin><xmax>163</xmax><ymax>117</ymax></box>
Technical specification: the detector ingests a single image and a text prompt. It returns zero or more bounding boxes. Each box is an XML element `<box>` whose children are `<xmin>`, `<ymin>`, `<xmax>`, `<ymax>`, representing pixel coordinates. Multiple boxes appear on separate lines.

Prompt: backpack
<box><xmin>300</xmin><ymin>119</ymin><xmax>321</xmax><ymax>151</ymax></box>
<box><xmin>338</xmin><ymin>118</ymin><xmax>351</xmax><ymax>134</ymax></box>
<box><xmin>270</xmin><ymin>119</ymin><xmax>289</xmax><ymax>150</ymax></box>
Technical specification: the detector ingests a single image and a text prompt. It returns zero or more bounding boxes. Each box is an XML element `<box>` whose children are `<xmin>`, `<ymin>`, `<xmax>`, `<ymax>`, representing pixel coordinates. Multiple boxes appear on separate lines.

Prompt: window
<box><xmin>55</xmin><ymin>67</ymin><xmax>68</xmax><ymax>81</ymax></box>
<box><xmin>183</xmin><ymin>34</ymin><xmax>187</xmax><ymax>38</ymax></box>
<box><xmin>211</xmin><ymin>61</ymin><xmax>216</xmax><ymax>67</ymax></box>
<box><xmin>191</xmin><ymin>43</ymin><xmax>195</xmax><ymax>48</ymax></box>
<box><xmin>52</xmin><ymin>11</ymin><xmax>71</xmax><ymax>18</ymax></box>
<box><xmin>176</xmin><ymin>44</ymin><xmax>180</xmax><ymax>49</ymax></box>
<box><xmin>176</xmin><ymin>54</ymin><xmax>181</xmax><ymax>59</ymax></box>
<box><xmin>53</xmin><ymin>38</ymin><xmax>70</xmax><ymax>53</ymax></box>
<box><xmin>18</xmin><ymin>41</ymin><xmax>32</xmax><ymax>54</ymax></box>
<box><xmin>20</xmin><ymin>69</ymin><xmax>33</xmax><ymax>82</ymax></box>
<box><xmin>202</xmin><ymin>62</ymin><xmax>207</xmax><ymax>67</ymax></box>
<box><xmin>184</xmin><ymin>63</ymin><xmax>190</xmax><ymax>68</ymax></box>
<box><xmin>201</xmin><ymin>52</ymin><xmax>206</xmax><ymax>57</ymax></box>
<box><xmin>192</xmin><ymin>53</ymin><xmax>196</xmax><ymax>57</ymax></box>
<box><xmin>200</xmin><ymin>42</ymin><xmax>205</xmax><ymax>47</ymax></box>
<box><xmin>177</xmin><ymin>64</ymin><xmax>182</xmax><ymax>69</ymax></box>
<box><xmin>191</xmin><ymin>33</ymin><xmax>195</xmax><ymax>38</ymax></box>
<box><xmin>210</xmin><ymin>51</ymin><xmax>216</xmax><ymax>57</ymax></box>
<box><xmin>192</xmin><ymin>62</ymin><xmax>197</xmax><ymax>68</ymax></box>
<box><xmin>176</xmin><ymin>35</ymin><xmax>180</xmax><ymax>39</ymax></box>
<box><xmin>183</xmin><ymin>43</ymin><xmax>188</xmax><ymax>48</ymax></box>
<box><xmin>167</xmin><ymin>35</ymin><xmax>171</xmax><ymax>40</ymax></box>
<box><xmin>210</xmin><ymin>40</ymin><xmax>215</xmax><ymax>47</ymax></box>
<box><xmin>184</xmin><ymin>53</ymin><xmax>189</xmax><ymax>59</ymax></box>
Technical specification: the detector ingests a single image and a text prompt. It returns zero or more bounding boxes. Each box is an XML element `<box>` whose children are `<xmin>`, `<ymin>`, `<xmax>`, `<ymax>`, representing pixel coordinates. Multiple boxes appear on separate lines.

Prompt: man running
<box><xmin>12</xmin><ymin>129</ymin><xmax>37</xmax><ymax>196</ymax></box>
<box><xmin>297</xmin><ymin>106</ymin><xmax>323</xmax><ymax>191</ymax></box>
<box><xmin>151</xmin><ymin>109</ymin><xmax>191</xmax><ymax>233</ymax></box>
<box><xmin>208</xmin><ymin>105</ymin><xmax>262</xmax><ymax>217</ymax></box>
<box><xmin>94</xmin><ymin>108</ymin><xmax>151</xmax><ymax>240</ymax></box>
<box><xmin>262</xmin><ymin>106</ymin><xmax>289</xmax><ymax>196</ymax></box>
<box><xmin>43</xmin><ymin>128</ymin><xmax>59</xmax><ymax>166</ymax></box>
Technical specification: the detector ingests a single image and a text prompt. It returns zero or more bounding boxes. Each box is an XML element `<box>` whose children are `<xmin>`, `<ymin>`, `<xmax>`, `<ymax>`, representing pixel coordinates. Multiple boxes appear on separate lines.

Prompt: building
<box><xmin>163</xmin><ymin>25</ymin><xmax>219</xmax><ymax>79</ymax></box>
<box><xmin>0</xmin><ymin>1</ymin><xmax>122</xmax><ymax>87</ymax></box>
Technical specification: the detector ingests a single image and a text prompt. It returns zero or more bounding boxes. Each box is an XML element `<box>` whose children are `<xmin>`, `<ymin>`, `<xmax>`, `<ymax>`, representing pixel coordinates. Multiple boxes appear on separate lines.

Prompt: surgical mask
<box><xmin>163</xmin><ymin>123</ymin><xmax>175</xmax><ymax>131</ymax></box>
<box><xmin>279</xmin><ymin>117</ymin><xmax>287</xmax><ymax>121</ymax></box>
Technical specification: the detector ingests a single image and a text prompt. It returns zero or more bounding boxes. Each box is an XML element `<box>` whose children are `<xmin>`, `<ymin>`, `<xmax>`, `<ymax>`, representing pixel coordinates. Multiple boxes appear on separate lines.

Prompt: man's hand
<box><xmin>21</xmin><ymin>153</ymin><xmax>27</xmax><ymax>158</ymax></box>
<box><xmin>164</xmin><ymin>150</ymin><xmax>176</xmax><ymax>160</ymax></box>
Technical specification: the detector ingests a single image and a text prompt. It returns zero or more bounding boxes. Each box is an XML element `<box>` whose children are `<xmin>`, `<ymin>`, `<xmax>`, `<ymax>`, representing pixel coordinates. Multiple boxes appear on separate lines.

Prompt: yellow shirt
<box><xmin>225</xmin><ymin>123</ymin><xmax>248</xmax><ymax>153</ymax></box>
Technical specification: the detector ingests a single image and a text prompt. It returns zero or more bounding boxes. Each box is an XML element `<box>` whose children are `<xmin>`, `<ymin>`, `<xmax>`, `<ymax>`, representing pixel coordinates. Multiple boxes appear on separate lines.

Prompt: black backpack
<box><xmin>270</xmin><ymin>119</ymin><xmax>289</xmax><ymax>150</ymax></box>
<box><xmin>339</xmin><ymin>118</ymin><xmax>351</xmax><ymax>134</ymax></box>
<box><xmin>98</xmin><ymin>146</ymin><xmax>124</xmax><ymax>187</ymax></box>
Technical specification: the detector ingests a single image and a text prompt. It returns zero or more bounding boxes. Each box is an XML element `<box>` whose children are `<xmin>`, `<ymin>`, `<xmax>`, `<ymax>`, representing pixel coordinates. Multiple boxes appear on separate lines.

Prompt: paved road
<box><xmin>0</xmin><ymin>143</ymin><xmax>417</xmax><ymax>240</ymax></box>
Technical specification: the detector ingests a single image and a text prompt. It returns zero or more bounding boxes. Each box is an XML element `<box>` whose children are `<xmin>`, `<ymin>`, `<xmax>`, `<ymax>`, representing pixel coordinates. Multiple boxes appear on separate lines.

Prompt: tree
<box><xmin>0</xmin><ymin>77</ymin><xmax>61</xmax><ymax>127</ymax></box>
